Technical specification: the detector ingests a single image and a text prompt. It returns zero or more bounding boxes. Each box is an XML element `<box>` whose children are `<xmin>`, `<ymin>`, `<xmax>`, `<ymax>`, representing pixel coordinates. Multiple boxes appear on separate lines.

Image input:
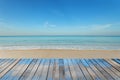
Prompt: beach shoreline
<box><xmin>0</xmin><ymin>49</ymin><xmax>120</xmax><ymax>58</ymax></box>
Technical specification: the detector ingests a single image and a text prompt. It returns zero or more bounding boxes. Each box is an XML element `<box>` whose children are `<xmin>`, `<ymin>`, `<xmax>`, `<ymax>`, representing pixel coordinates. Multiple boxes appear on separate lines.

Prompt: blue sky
<box><xmin>0</xmin><ymin>0</ymin><xmax>120</xmax><ymax>35</ymax></box>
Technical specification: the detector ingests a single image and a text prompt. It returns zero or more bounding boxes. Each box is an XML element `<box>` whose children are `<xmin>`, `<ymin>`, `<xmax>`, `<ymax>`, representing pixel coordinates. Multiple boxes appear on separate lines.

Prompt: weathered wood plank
<box><xmin>13</xmin><ymin>59</ymin><xmax>32</xmax><ymax>80</ymax></box>
<box><xmin>108</xmin><ymin>59</ymin><xmax>120</xmax><ymax>68</ymax></box>
<box><xmin>100</xmin><ymin>59</ymin><xmax>120</xmax><ymax>78</ymax></box>
<box><xmin>0</xmin><ymin>59</ymin><xmax>14</xmax><ymax>73</ymax></box>
<box><xmin>102</xmin><ymin>59</ymin><xmax>120</xmax><ymax>77</ymax></box>
<box><xmin>113</xmin><ymin>59</ymin><xmax>120</xmax><ymax>64</ymax></box>
<box><xmin>0</xmin><ymin>59</ymin><xmax>6</xmax><ymax>66</ymax></box>
<box><xmin>0</xmin><ymin>59</ymin><xmax>20</xmax><ymax>79</ymax></box>
<box><xmin>47</xmin><ymin>59</ymin><xmax>54</xmax><ymax>80</ymax></box>
<box><xmin>0</xmin><ymin>59</ymin><xmax>9</xmax><ymax>69</ymax></box>
<box><xmin>63</xmin><ymin>59</ymin><xmax>72</xmax><ymax>80</ymax></box>
<box><xmin>26</xmin><ymin>59</ymin><xmax>41</xmax><ymax>80</ymax></box>
<box><xmin>19</xmin><ymin>59</ymin><xmax>37</xmax><ymax>80</ymax></box>
<box><xmin>95</xmin><ymin>59</ymin><xmax>120</xmax><ymax>80</ymax></box>
<box><xmin>85</xmin><ymin>59</ymin><xmax>107</xmax><ymax>80</ymax></box>
<box><xmin>59</xmin><ymin>59</ymin><xmax>65</xmax><ymax>80</ymax></box>
<box><xmin>84</xmin><ymin>59</ymin><xmax>100</xmax><ymax>80</ymax></box>
<box><xmin>68</xmin><ymin>59</ymin><xmax>78</xmax><ymax>80</ymax></box>
<box><xmin>91</xmin><ymin>59</ymin><xmax>114</xmax><ymax>80</ymax></box>
<box><xmin>1</xmin><ymin>59</ymin><xmax>23</xmax><ymax>80</ymax></box>
<box><xmin>72</xmin><ymin>59</ymin><xmax>86</xmax><ymax>80</ymax></box>
<box><xmin>0</xmin><ymin>59</ymin><xmax>120</xmax><ymax>80</ymax></box>
<box><xmin>53</xmin><ymin>59</ymin><xmax>59</xmax><ymax>80</ymax></box>
<box><xmin>9</xmin><ymin>59</ymin><xmax>28</xmax><ymax>80</ymax></box>
<box><xmin>79</xmin><ymin>59</ymin><xmax>93</xmax><ymax>80</ymax></box>
<box><xmin>39</xmin><ymin>59</ymin><xmax>50</xmax><ymax>80</ymax></box>
<box><xmin>32</xmin><ymin>59</ymin><xmax>45</xmax><ymax>80</ymax></box>
<box><xmin>105</xmin><ymin>59</ymin><xmax>120</xmax><ymax>72</ymax></box>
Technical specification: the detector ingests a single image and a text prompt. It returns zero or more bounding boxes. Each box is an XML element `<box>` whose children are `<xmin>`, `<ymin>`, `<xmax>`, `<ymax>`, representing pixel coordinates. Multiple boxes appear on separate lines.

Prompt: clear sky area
<box><xmin>0</xmin><ymin>0</ymin><xmax>120</xmax><ymax>36</ymax></box>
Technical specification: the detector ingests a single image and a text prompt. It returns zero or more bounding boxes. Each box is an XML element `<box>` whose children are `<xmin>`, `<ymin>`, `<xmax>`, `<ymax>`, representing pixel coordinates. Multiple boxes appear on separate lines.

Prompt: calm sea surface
<box><xmin>0</xmin><ymin>36</ymin><xmax>120</xmax><ymax>50</ymax></box>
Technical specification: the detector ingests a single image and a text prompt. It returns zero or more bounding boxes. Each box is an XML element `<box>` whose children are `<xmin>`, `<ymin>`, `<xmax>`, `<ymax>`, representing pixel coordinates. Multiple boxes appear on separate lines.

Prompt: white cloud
<box><xmin>90</xmin><ymin>24</ymin><xmax>112</xmax><ymax>31</ymax></box>
<box><xmin>72</xmin><ymin>23</ymin><xmax>120</xmax><ymax>35</ymax></box>
<box><xmin>43</xmin><ymin>21</ymin><xmax>56</xmax><ymax>28</ymax></box>
<box><xmin>84</xmin><ymin>23</ymin><xmax>120</xmax><ymax>35</ymax></box>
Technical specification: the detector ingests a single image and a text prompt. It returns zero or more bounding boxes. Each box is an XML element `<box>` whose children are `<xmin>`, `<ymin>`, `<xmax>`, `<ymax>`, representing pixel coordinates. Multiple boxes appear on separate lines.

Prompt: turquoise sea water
<box><xmin>0</xmin><ymin>36</ymin><xmax>120</xmax><ymax>50</ymax></box>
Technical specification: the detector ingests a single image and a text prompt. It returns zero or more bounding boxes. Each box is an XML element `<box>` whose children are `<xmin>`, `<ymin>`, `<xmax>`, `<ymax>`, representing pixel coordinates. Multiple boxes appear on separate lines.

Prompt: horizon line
<box><xmin>0</xmin><ymin>35</ymin><xmax>120</xmax><ymax>37</ymax></box>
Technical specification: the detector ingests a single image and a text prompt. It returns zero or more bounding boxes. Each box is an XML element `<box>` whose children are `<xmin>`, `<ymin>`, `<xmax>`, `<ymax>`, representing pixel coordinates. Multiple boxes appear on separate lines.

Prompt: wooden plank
<box><xmin>1</xmin><ymin>59</ymin><xmax>120</xmax><ymax>80</ymax></box>
<box><xmin>0</xmin><ymin>59</ymin><xmax>2</xmax><ymax>64</ymax></box>
<box><xmin>101</xmin><ymin>59</ymin><xmax>120</xmax><ymax>78</ymax></box>
<box><xmin>0</xmin><ymin>59</ymin><xmax>9</xmax><ymax>68</ymax></box>
<box><xmin>0</xmin><ymin>59</ymin><xmax>22</xmax><ymax>80</ymax></box>
<box><xmin>39</xmin><ymin>59</ymin><xmax>50</xmax><ymax>80</ymax></box>
<box><xmin>47</xmin><ymin>59</ymin><xmax>54</xmax><ymax>80</ymax></box>
<box><xmin>78</xmin><ymin>59</ymin><xmax>93</xmax><ymax>80</ymax></box>
<box><xmin>53</xmin><ymin>59</ymin><xmax>59</xmax><ymax>80</ymax></box>
<box><xmin>0</xmin><ymin>59</ymin><xmax>20</xmax><ymax>79</ymax></box>
<box><xmin>19</xmin><ymin>59</ymin><xmax>37</xmax><ymax>80</ymax></box>
<box><xmin>117</xmin><ymin>59</ymin><xmax>120</xmax><ymax>63</ymax></box>
<box><xmin>108</xmin><ymin>59</ymin><xmax>120</xmax><ymax>68</ymax></box>
<box><xmin>6</xmin><ymin>59</ymin><xmax>27</xmax><ymax>80</ymax></box>
<box><xmin>83</xmin><ymin>59</ymin><xmax>100</xmax><ymax>80</ymax></box>
<box><xmin>0</xmin><ymin>59</ymin><xmax>9</xmax><ymax>73</ymax></box>
<box><xmin>68</xmin><ymin>59</ymin><xmax>77</xmax><ymax>80</ymax></box>
<box><xmin>105</xmin><ymin>59</ymin><xmax>120</xmax><ymax>72</ymax></box>
<box><xmin>114</xmin><ymin>59</ymin><xmax>120</xmax><ymax>64</ymax></box>
<box><xmin>63</xmin><ymin>59</ymin><xmax>72</xmax><ymax>80</ymax></box>
<box><xmin>0</xmin><ymin>59</ymin><xmax>5</xmax><ymax>66</ymax></box>
<box><xmin>26</xmin><ymin>59</ymin><xmax>41</xmax><ymax>80</ymax></box>
<box><xmin>0</xmin><ymin>59</ymin><xmax>14</xmax><ymax>73</ymax></box>
<box><xmin>59</xmin><ymin>59</ymin><xmax>65</xmax><ymax>80</ymax></box>
<box><xmin>32</xmin><ymin>59</ymin><xmax>45</xmax><ymax>80</ymax></box>
<box><xmin>72</xmin><ymin>59</ymin><xmax>86</xmax><ymax>80</ymax></box>
<box><xmin>12</xmin><ymin>59</ymin><xmax>33</xmax><ymax>80</ymax></box>
<box><xmin>85</xmin><ymin>59</ymin><xmax>107</xmax><ymax>80</ymax></box>
<box><xmin>0</xmin><ymin>59</ymin><xmax>21</xmax><ymax>80</ymax></box>
<box><xmin>95</xmin><ymin>59</ymin><xmax>119</xmax><ymax>80</ymax></box>
<box><xmin>0</xmin><ymin>59</ymin><xmax>6</xmax><ymax>66</ymax></box>
<box><xmin>90</xmin><ymin>59</ymin><xmax>114</xmax><ymax>80</ymax></box>
<box><xmin>0</xmin><ymin>59</ymin><xmax>7</xmax><ymax>65</ymax></box>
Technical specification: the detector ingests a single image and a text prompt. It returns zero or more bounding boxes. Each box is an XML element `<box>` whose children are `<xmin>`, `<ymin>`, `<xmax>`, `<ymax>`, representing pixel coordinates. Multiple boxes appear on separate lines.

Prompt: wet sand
<box><xmin>0</xmin><ymin>49</ymin><xmax>120</xmax><ymax>58</ymax></box>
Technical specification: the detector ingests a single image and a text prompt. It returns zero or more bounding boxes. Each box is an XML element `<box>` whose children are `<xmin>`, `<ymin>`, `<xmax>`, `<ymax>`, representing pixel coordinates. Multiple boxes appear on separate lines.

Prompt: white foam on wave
<box><xmin>0</xmin><ymin>45</ymin><xmax>120</xmax><ymax>50</ymax></box>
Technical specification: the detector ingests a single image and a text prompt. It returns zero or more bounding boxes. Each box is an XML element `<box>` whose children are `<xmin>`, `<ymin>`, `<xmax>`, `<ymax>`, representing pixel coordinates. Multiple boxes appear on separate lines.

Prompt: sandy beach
<box><xmin>0</xmin><ymin>49</ymin><xmax>120</xmax><ymax>58</ymax></box>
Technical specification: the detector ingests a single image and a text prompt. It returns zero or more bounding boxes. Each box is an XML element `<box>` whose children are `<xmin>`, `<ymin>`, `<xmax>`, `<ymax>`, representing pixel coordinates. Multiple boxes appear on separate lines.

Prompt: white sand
<box><xmin>0</xmin><ymin>49</ymin><xmax>120</xmax><ymax>58</ymax></box>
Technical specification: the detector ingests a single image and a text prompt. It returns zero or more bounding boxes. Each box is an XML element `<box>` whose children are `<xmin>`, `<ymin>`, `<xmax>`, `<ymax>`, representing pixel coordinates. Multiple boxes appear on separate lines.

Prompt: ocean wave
<box><xmin>0</xmin><ymin>45</ymin><xmax>120</xmax><ymax>50</ymax></box>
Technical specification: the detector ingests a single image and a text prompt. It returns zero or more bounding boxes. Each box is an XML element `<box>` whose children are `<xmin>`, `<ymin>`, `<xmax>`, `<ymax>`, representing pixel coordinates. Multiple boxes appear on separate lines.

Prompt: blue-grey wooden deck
<box><xmin>0</xmin><ymin>59</ymin><xmax>120</xmax><ymax>80</ymax></box>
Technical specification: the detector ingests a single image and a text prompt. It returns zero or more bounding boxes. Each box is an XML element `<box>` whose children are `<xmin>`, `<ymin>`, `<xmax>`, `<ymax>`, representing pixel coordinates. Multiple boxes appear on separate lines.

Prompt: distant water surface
<box><xmin>0</xmin><ymin>36</ymin><xmax>120</xmax><ymax>50</ymax></box>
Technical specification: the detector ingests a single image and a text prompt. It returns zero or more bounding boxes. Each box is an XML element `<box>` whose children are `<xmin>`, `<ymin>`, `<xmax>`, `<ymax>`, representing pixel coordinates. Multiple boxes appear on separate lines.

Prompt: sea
<box><xmin>0</xmin><ymin>35</ymin><xmax>120</xmax><ymax>50</ymax></box>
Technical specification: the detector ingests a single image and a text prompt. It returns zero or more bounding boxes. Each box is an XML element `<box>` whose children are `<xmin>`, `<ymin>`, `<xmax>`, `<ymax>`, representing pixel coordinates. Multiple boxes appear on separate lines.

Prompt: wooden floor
<box><xmin>0</xmin><ymin>59</ymin><xmax>120</xmax><ymax>80</ymax></box>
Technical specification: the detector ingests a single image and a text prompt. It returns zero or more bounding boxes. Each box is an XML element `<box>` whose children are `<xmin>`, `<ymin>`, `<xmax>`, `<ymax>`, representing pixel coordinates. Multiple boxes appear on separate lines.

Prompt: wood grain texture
<box><xmin>0</xmin><ymin>59</ymin><xmax>120</xmax><ymax>80</ymax></box>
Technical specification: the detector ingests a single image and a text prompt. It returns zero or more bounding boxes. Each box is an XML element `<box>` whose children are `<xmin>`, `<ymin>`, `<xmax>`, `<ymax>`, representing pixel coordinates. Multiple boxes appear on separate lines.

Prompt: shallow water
<box><xmin>0</xmin><ymin>36</ymin><xmax>120</xmax><ymax>50</ymax></box>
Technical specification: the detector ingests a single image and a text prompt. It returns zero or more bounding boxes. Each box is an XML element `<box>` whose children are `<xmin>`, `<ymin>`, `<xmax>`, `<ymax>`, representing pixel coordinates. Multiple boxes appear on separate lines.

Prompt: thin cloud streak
<box><xmin>90</xmin><ymin>24</ymin><xmax>112</xmax><ymax>31</ymax></box>
<box><xmin>43</xmin><ymin>21</ymin><xmax>56</xmax><ymax>28</ymax></box>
